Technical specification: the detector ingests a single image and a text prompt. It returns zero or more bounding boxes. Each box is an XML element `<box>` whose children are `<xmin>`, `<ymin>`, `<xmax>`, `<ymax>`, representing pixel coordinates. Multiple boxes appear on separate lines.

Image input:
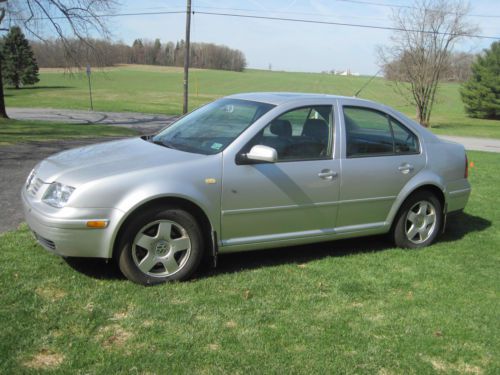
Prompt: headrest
<box><xmin>270</xmin><ymin>119</ymin><xmax>292</xmax><ymax>137</ymax></box>
<box><xmin>303</xmin><ymin>119</ymin><xmax>328</xmax><ymax>140</ymax></box>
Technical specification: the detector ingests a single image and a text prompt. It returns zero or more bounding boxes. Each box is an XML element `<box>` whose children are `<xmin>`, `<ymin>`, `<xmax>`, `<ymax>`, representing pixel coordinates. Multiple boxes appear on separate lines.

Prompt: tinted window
<box><xmin>344</xmin><ymin>107</ymin><xmax>393</xmax><ymax>157</ymax></box>
<box><xmin>344</xmin><ymin>106</ymin><xmax>419</xmax><ymax>157</ymax></box>
<box><xmin>249</xmin><ymin>106</ymin><xmax>333</xmax><ymax>161</ymax></box>
<box><xmin>391</xmin><ymin>118</ymin><xmax>419</xmax><ymax>154</ymax></box>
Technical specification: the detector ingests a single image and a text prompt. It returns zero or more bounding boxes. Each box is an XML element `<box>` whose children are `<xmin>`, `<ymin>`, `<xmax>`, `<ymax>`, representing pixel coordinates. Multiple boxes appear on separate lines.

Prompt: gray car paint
<box><xmin>22</xmin><ymin>93</ymin><xmax>471</xmax><ymax>259</ymax></box>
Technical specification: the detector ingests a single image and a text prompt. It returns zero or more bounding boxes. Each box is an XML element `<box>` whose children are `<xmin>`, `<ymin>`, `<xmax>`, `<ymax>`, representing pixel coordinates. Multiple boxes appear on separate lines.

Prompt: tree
<box><xmin>0</xmin><ymin>0</ymin><xmax>114</xmax><ymax>118</ymax></box>
<box><xmin>460</xmin><ymin>42</ymin><xmax>500</xmax><ymax>119</ymax></box>
<box><xmin>2</xmin><ymin>26</ymin><xmax>39</xmax><ymax>88</ymax></box>
<box><xmin>379</xmin><ymin>0</ymin><xmax>477</xmax><ymax>127</ymax></box>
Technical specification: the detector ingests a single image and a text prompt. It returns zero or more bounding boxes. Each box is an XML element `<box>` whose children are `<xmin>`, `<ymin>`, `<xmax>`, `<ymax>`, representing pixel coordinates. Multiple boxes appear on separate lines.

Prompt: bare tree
<box><xmin>379</xmin><ymin>0</ymin><xmax>477</xmax><ymax>127</ymax></box>
<box><xmin>0</xmin><ymin>0</ymin><xmax>115</xmax><ymax>118</ymax></box>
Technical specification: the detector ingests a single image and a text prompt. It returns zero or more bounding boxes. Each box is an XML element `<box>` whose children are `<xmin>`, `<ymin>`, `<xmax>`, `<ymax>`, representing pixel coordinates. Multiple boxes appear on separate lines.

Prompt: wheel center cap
<box><xmin>416</xmin><ymin>215</ymin><xmax>425</xmax><ymax>227</ymax></box>
<box><xmin>154</xmin><ymin>240</ymin><xmax>170</xmax><ymax>256</ymax></box>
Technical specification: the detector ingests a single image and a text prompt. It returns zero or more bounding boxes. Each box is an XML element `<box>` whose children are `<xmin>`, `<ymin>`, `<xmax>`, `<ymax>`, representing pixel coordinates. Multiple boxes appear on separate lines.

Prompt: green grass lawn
<box><xmin>5</xmin><ymin>65</ymin><xmax>500</xmax><ymax>139</ymax></box>
<box><xmin>0</xmin><ymin>150</ymin><xmax>498</xmax><ymax>373</ymax></box>
<box><xmin>0</xmin><ymin>118</ymin><xmax>136</xmax><ymax>145</ymax></box>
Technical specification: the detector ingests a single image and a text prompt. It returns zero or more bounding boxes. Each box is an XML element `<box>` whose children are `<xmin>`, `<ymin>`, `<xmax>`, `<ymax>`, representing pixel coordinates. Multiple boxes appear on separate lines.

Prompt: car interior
<box><xmin>248</xmin><ymin>106</ymin><xmax>332</xmax><ymax>161</ymax></box>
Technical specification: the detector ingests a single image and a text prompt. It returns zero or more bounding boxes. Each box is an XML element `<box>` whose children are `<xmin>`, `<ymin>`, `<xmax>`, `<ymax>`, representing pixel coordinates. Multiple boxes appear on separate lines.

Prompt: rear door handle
<box><xmin>398</xmin><ymin>163</ymin><xmax>414</xmax><ymax>174</ymax></box>
<box><xmin>318</xmin><ymin>169</ymin><xmax>338</xmax><ymax>180</ymax></box>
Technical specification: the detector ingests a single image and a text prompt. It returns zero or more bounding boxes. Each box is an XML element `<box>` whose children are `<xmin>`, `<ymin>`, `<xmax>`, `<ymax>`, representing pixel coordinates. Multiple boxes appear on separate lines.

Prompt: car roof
<box><xmin>226</xmin><ymin>92</ymin><xmax>376</xmax><ymax>106</ymax></box>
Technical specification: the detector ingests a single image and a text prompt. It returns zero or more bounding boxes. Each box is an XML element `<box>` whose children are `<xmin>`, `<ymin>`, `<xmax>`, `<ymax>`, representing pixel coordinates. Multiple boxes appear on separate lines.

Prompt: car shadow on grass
<box><xmin>202</xmin><ymin>211</ymin><xmax>491</xmax><ymax>278</ymax></box>
<box><xmin>62</xmin><ymin>211</ymin><xmax>490</xmax><ymax>282</ymax></box>
<box><xmin>64</xmin><ymin>257</ymin><xmax>125</xmax><ymax>280</ymax></box>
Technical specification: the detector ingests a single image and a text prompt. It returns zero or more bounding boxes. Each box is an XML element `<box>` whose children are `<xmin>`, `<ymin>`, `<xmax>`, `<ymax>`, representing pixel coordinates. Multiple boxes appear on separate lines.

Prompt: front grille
<box><xmin>34</xmin><ymin>232</ymin><xmax>56</xmax><ymax>251</ymax></box>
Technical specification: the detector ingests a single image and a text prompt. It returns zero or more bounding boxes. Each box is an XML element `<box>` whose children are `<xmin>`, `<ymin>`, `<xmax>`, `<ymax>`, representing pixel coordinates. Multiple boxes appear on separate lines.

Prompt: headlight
<box><xmin>26</xmin><ymin>167</ymin><xmax>37</xmax><ymax>190</ymax></box>
<box><xmin>42</xmin><ymin>182</ymin><xmax>75</xmax><ymax>208</ymax></box>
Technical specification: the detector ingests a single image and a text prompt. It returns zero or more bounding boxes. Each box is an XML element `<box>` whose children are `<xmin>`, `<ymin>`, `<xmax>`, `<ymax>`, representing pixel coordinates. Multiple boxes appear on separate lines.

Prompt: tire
<box><xmin>392</xmin><ymin>191</ymin><xmax>443</xmax><ymax>249</ymax></box>
<box><xmin>117</xmin><ymin>207</ymin><xmax>204</xmax><ymax>285</ymax></box>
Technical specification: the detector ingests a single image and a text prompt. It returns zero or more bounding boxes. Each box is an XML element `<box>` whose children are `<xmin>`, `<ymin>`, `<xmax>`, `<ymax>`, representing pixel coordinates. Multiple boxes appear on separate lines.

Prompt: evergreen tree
<box><xmin>460</xmin><ymin>42</ymin><xmax>500</xmax><ymax>119</ymax></box>
<box><xmin>1</xmin><ymin>26</ymin><xmax>39</xmax><ymax>89</ymax></box>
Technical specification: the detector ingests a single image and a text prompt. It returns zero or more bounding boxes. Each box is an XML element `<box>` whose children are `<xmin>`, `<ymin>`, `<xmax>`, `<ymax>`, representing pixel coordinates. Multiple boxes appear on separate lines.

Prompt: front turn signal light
<box><xmin>86</xmin><ymin>220</ymin><xmax>108</xmax><ymax>229</ymax></box>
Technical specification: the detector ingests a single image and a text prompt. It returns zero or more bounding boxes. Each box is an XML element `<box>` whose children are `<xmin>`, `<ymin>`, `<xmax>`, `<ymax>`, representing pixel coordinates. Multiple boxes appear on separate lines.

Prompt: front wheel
<box><xmin>117</xmin><ymin>208</ymin><xmax>204</xmax><ymax>285</ymax></box>
<box><xmin>393</xmin><ymin>191</ymin><xmax>443</xmax><ymax>249</ymax></box>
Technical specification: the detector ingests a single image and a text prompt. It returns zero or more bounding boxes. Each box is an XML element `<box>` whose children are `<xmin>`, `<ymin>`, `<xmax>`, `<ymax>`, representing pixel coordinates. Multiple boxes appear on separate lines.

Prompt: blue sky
<box><xmin>109</xmin><ymin>0</ymin><xmax>500</xmax><ymax>74</ymax></box>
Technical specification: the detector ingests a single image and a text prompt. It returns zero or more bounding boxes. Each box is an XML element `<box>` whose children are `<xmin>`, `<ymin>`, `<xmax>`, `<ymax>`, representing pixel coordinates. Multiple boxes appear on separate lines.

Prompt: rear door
<box><xmin>337</xmin><ymin>102</ymin><xmax>425</xmax><ymax>229</ymax></box>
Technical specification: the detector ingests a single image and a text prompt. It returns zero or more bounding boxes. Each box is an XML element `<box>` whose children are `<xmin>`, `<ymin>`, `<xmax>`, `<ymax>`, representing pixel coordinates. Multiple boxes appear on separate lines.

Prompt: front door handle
<box><xmin>398</xmin><ymin>163</ymin><xmax>414</xmax><ymax>174</ymax></box>
<box><xmin>318</xmin><ymin>169</ymin><xmax>338</xmax><ymax>180</ymax></box>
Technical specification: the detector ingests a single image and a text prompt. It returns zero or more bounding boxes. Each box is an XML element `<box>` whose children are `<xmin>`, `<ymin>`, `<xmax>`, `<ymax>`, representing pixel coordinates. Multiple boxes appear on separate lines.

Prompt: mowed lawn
<box><xmin>5</xmin><ymin>65</ymin><xmax>500</xmax><ymax>139</ymax></box>
<box><xmin>0</xmin><ymin>150</ymin><xmax>498</xmax><ymax>374</ymax></box>
<box><xmin>0</xmin><ymin>118</ymin><xmax>136</xmax><ymax>145</ymax></box>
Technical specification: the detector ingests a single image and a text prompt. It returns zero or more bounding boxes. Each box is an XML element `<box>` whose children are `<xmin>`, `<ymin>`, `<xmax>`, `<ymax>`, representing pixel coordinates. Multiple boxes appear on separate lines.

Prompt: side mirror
<box><xmin>244</xmin><ymin>145</ymin><xmax>278</xmax><ymax>163</ymax></box>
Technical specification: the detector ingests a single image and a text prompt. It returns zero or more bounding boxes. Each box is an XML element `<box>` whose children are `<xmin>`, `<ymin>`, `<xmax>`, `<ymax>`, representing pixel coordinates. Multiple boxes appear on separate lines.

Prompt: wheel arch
<box><xmin>389</xmin><ymin>183</ymin><xmax>446</xmax><ymax>232</ymax></box>
<box><xmin>111</xmin><ymin>196</ymin><xmax>215</xmax><ymax>260</ymax></box>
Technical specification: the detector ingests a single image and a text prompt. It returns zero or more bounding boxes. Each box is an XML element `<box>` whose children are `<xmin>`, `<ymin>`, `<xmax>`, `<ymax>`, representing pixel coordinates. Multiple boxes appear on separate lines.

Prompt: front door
<box><xmin>220</xmin><ymin>105</ymin><xmax>340</xmax><ymax>246</ymax></box>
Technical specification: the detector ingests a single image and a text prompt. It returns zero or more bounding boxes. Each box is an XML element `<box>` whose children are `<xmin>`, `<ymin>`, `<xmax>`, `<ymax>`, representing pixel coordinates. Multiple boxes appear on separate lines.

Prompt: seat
<box><xmin>302</xmin><ymin>119</ymin><xmax>329</xmax><ymax>141</ymax></box>
<box><xmin>293</xmin><ymin>118</ymin><xmax>329</xmax><ymax>157</ymax></box>
<box><xmin>261</xmin><ymin>119</ymin><xmax>292</xmax><ymax>158</ymax></box>
<box><xmin>270</xmin><ymin>119</ymin><xmax>292</xmax><ymax>138</ymax></box>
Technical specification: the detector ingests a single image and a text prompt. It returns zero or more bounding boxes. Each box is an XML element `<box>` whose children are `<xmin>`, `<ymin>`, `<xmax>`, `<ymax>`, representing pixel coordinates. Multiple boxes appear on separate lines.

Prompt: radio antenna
<box><xmin>353</xmin><ymin>69</ymin><xmax>382</xmax><ymax>98</ymax></box>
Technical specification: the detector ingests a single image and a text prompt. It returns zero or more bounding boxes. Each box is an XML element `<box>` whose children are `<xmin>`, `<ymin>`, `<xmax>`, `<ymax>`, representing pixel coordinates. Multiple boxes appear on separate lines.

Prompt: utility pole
<box><xmin>183</xmin><ymin>0</ymin><xmax>192</xmax><ymax>114</ymax></box>
<box><xmin>86</xmin><ymin>64</ymin><xmax>94</xmax><ymax>111</ymax></box>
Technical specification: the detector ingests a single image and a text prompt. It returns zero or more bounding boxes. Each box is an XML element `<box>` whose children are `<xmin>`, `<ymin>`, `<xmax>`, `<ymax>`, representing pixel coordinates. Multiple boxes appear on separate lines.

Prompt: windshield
<box><xmin>152</xmin><ymin>99</ymin><xmax>275</xmax><ymax>154</ymax></box>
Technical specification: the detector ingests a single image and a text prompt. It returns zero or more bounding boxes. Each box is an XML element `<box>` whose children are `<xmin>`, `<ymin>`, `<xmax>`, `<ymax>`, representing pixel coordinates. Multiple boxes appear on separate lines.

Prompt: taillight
<box><xmin>465</xmin><ymin>154</ymin><xmax>469</xmax><ymax>179</ymax></box>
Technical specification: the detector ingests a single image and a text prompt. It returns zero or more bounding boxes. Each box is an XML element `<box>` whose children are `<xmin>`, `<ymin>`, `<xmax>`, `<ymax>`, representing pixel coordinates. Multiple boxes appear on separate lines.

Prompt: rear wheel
<box><xmin>393</xmin><ymin>191</ymin><xmax>442</xmax><ymax>248</ymax></box>
<box><xmin>117</xmin><ymin>208</ymin><xmax>204</xmax><ymax>285</ymax></box>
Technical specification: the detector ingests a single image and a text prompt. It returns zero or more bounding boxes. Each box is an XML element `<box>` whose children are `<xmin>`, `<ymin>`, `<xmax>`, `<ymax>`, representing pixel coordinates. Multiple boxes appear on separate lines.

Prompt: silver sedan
<box><xmin>22</xmin><ymin>93</ymin><xmax>471</xmax><ymax>285</ymax></box>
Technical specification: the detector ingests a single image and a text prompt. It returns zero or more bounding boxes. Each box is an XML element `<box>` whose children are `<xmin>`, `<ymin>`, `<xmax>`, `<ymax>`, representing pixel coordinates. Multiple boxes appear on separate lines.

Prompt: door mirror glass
<box><xmin>246</xmin><ymin>145</ymin><xmax>278</xmax><ymax>163</ymax></box>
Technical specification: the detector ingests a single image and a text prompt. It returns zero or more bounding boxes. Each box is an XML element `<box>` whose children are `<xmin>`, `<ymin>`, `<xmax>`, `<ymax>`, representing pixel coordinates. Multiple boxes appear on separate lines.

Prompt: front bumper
<box><xmin>22</xmin><ymin>189</ymin><xmax>124</xmax><ymax>258</ymax></box>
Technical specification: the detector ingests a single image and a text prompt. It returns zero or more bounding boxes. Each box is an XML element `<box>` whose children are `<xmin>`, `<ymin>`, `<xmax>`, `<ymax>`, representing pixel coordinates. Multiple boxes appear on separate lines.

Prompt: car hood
<box><xmin>35</xmin><ymin>137</ymin><xmax>206</xmax><ymax>185</ymax></box>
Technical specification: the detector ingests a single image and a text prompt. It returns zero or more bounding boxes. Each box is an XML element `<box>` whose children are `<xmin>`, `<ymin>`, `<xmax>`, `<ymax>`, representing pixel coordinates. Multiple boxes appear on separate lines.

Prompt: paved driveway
<box><xmin>7</xmin><ymin>107</ymin><xmax>176</xmax><ymax>134</ymax></box>
<box><xmin>1</xmin><ymin>107</ymin><xmax>499</xmax><ymax>233</ymax></box>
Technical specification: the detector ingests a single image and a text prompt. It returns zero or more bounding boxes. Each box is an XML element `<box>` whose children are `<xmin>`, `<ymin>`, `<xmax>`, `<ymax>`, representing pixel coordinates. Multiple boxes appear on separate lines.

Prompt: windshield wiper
<box><xmin>152</xmin><ymin>138</ymin><xmax>178</xmax><ymax>150</ymax></box>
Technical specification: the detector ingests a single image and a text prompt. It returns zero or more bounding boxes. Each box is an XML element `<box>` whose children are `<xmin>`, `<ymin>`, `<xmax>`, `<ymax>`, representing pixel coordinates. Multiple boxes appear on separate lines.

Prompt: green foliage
<box><xmin>460</xmin><ymin>42</ymin><xmax>500</xmax><ymax>119</ymax></box>
<box><xmin>0</xmin><ymin>151</ymin><xmax>498</xmax><ymax>373</ymax></box>
<box><xmin>1</xmin><ymin>26</ymin><xmax>40</xmax><ymax>89</ymax></box>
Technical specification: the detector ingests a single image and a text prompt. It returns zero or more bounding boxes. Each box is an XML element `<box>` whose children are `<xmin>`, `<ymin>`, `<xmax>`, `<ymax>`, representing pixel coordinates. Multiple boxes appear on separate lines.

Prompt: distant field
<box><xmin>5</xmin><ymin>64</ymin><xmax>499</xmax><ymax>138</ymax></box>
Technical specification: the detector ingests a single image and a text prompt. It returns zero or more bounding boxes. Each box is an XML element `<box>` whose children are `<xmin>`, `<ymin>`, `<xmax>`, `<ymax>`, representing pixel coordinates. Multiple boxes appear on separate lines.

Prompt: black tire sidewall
<box><xmin>393</xmin><ymin>192</ymin><xmax>442</xmax><ymax>249</ymax></box>
<box><xmin>117</xmin><ymin>208</ymin><xmax>204</xmax><ymax>285</ymax></box>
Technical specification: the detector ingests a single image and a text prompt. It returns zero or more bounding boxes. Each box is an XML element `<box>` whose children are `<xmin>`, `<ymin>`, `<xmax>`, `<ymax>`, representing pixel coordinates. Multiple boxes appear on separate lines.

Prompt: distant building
<box><xmin>333</xmin><ymin>69</ymin><xmax>360</xmax><ymax>76</ymax></box>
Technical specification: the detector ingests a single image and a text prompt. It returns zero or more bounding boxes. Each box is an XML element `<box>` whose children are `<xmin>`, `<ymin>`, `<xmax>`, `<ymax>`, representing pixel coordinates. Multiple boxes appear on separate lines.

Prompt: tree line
<box><xmin>382</xmin><ymin>51</ymin><xmax>475</xmax><ymax>83</ymax></box>
<box><xmin>30</xmin><ymin>38</ymin><xmax>247</xmax><ymax>72</ymax></box>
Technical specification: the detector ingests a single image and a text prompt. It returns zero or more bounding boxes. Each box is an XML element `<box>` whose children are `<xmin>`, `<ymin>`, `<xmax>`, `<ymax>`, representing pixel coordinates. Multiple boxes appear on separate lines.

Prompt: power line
<box><xmin>334</xmin><ymin>0</ymin><xmax>500</xmax><ymax>18</ymax></box>
<box><xmin>9</xmin><ymin>8</ymin><xmax>500</xmax><ymax>40</ymax></box>
<box><xmin>10</xmin><ymin>11</ymin><xmax>185</xmax><ymax>22</ymax></box>
<box><xmin>193</xmin><ymin>10</ymin><xmax>500</xmax><ymax>40</ymax></box>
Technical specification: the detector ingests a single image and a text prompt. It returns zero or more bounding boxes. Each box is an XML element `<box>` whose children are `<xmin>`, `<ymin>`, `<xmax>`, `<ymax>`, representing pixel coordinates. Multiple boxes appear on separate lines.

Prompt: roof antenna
<box><xmin>353</xmin><ymin>69</ymin><xmax>382</xmax><ymax>98</ymax></box>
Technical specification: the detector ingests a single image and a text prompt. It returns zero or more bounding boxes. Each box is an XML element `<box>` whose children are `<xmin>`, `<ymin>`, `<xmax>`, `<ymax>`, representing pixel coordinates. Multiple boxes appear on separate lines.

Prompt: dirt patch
<box><xmin>96</xmin><ymin>324</ymin><xmax>133</xmax><ymax>349</ymax></box>
<box><xmin>23</xmin><ymin>349</ymin><xmax>64</xmax><ymax>370</ymax></box>
<box><xmin>422</xmin><ymin>356</ymin><xmax>483</xmax><ymax>374</ymax></box>
<box><xmin>36</xmin><ymin>286</ymin><xmax>67</xmax><ymax>302</ymax></box>
<box><xmin>208</xmin><ymin>343</ymin><xmax>220</xmax><ymax>351</ymax></box>
<box><xmin>225</xmin><ymin>320</ymin><xmax>238</xmax><ymax>328</ymax></box>
<box><xmin>110</xmin><ymin>306</ymin><xmax>134</xmax><ymax>321</ymax></box>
